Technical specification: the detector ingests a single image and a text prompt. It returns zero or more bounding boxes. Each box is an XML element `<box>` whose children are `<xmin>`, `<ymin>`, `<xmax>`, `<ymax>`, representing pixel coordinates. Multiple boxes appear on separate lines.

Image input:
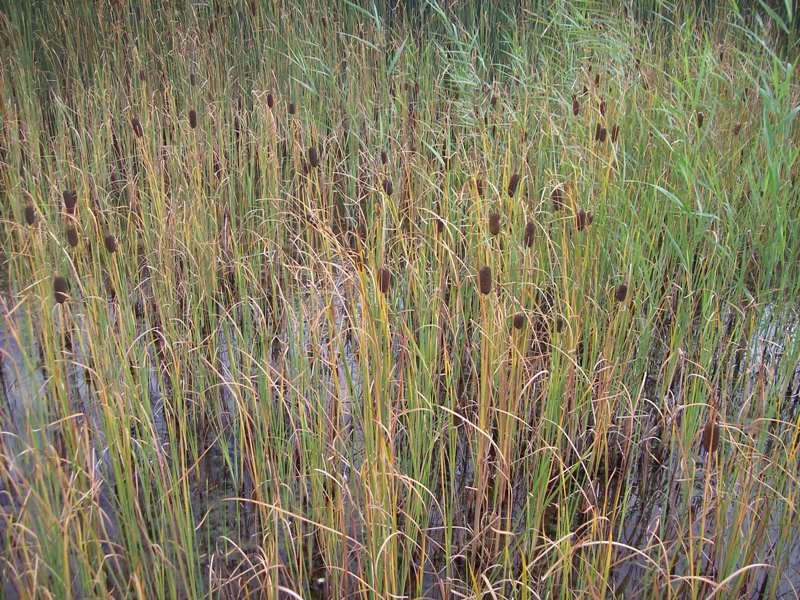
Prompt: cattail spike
<box><xmin>24</xmin><ymin>205</ymin><xmax>36</xmax><ymax>225</ymax></box>
<box><xmin>507</xmin><ymin>173</ymin><xmax>520</xmax><ymax>197</ymax></box>
<box><xmin>701</xmin><ymin>409</ymin><xmax>719</xmax><ymax>454</ymax></box>
<box><xmin>524</xmin><ymin>222</ymin><xmax>535</xmax><ymax>248</ymax></box>
<box><xmin>552</xmin><ymin>186</ymin><xmax>565</xmax><ymax>211</ymax></box>
<box><xmin>53</xmin><ymin>275</ymin><xmax>70</xmax><ymax>304</ymax></box>
<box><xmin>488</xmin><ymin>212</ymin><xmax>500</xmax><ymax>236</ymax></box>
<box><xmin>308</xmin><ymin>146</ymin><xmax>319</xmax><ymax>168</ymax></box>
<box><xmin>104</xmin><ymin>234</ymin><xmax>117</xmax><ymax>254</ymax></box>
<box><xmin>572</xmin><ymin>94</ymin><xmax>580</xmax><ymax>116</ymax></box>
<box><xmin>478</xmin><ymin>266</ymin><xmax>492</xmax><ymax>295</ymax></box>
<box><xmin>595</xmin><ymin>124</ymin><xmax>607</xmax><ymax>142</ymax></box>
<box><xmin>189</xmin><ymin>109</ymin><xmax>197</xmax><ymax>129</ymax></box>
<box><xmin>63</xmin><ymin>190</ymin><xmax>77</xmax><ymax>214</ymax></box>
<box><xmin>131</xmin><ymin>116</ymin><xmax>143</xmax><ymax>138</ymax></box>
<box><xmin>513</xmin><ymin>313</ymin><xmax>526</xmax><ymax>330</ymax></box>
<box><xmin>66</xmin><ymin>226</ymin><xmax>79</xmax><ymax>248</ymax></box>
<box><xmin>615</xmin><ymin>283</ymin><xmax>628</xmax><ymax>302</ymax></box>
<box><xmin>576</xmin><ymin>209</ymin><xmax>594</xmax><ymax>231</ymax></box>
<box><xmin>377</xmin><ymin>267</ymin><xmax>392</xmax><ymax>294</ymax></box>
<box><xmin>382</xmin><ymin>178</ymin><xmax>393</xmax><ymax>196</ymax></box>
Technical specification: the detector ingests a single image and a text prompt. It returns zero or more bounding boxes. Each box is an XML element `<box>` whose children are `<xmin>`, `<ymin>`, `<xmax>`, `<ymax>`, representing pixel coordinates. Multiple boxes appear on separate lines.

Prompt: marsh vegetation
<box><xmin>1</xmin><ymin>1</ymin><xmax>800</xmax><ymax>598</ymax></box>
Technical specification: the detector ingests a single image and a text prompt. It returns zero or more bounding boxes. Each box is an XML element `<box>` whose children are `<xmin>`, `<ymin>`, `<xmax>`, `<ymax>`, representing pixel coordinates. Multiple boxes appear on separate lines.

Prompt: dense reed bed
<box><xmin>1</xmin><ymin>1</ymin><xmax>800</xmax><ymax>598</ymax></box>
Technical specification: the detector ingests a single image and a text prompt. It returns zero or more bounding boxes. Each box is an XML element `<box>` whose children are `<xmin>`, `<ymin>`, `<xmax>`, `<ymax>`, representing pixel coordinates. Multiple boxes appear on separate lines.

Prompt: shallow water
<box><xmin>2</xmin><ymin>292</ymin><xmax>800</xmax><ymax>598</ymax></box>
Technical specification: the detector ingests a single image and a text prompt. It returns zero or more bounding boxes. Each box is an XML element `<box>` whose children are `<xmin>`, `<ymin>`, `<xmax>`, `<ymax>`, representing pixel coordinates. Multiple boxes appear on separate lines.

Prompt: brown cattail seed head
<box><xmin>615</xmin><ymin>283</ymin><xmax>628</xmax><ymax>302</ymax></box>
<box><xmin>63</xmin><ymin>190</ymin><xmax>77</xmax><ymax>214</ymax></box>
<box><xmin>696</xmin><ymin>112</ymin><xmax>704</xmax><ymax>129</ymax></box>
<box><xmin>104</xmin><ymin>234</ymin><xmax>117</xmax><ymax>254</ymax></box>
<box><xmin>267</xmin><ymin>93</ymin><xmax>274</xmax><ymax>109</ymax></box>
<box><xmin>733</xmin><ymin>123</ymin><xmax>742</xmax><ymax>136</ymax></box>
<box><xmin>513</xmin><ymin>313</ymin><xmax>526</xmax><ymax>330</ymax></box>
<box><xmin>594</xmin><ymin>73</ymin><xmax>600</xmax><ymax>87</ymax></box>
<box><xmin>611</xmin><ymin>124</ymin><xmax>620</xmax><ymax>143</ymax></box>
<box><xmin>576</xmin><ymin>210</ymin><xmax>593</xmax><ymax>231</ymax></box>
<box><xmin>478</xmin><ymin>266</ymin><xmax>492</xmax><ymax>295</ymax></box>
<box><xmin>382</xmin><ymin>178</ymin><xmax>393</xmax><ymax>196</ymax></box>
<box><xmin>488</xmin><ymin>212</ymin><xmax>500</xmax><ymax>236</ymax></box>
<box><xmin>288</xmin><ymin>102</ymin><xmax>296</xmax><ymax>115</ymax></box>
<box><xmin>524</xmin><ymin>221</ymin><xmax>535</xmax><ymax>248</ymax></box>
<box><xmin>66</xmin><ymin>226</ymin><xmax>79</xmax><ymax>248</ymax></box>
<box><xmin>189</xmin><ymin>109</ymin><xmax>197</xmax><ymax>129</ymax></box>
<box><xmin>702</xmin><ymin>413</ymin><xmax>719</xmax><ymax>454</ymax></box>
<box><xmin>53</xmin><ymin>275</ymin><xmax>70</xmax><ymax>304</ymax></box>
<box><xmin>552</xmin><ymin>186</ymin><xmax>565</xmax><ymax>210</ymax></box>
<box><xmin>380</xmin><ymin>150</ymin><xmax>388</xmax><ymax>165</ymax></box>
<box><xmin>476</xmin><ymin>178</ymin><xmax>484</xmax><ymax>197</ymax></box>
<box><xmin>556</xmin><ymin>316</ymin><xmax>565</xmax><ymax>333</ymax></box>
<box><xmin>572</xmin><ymin>94</ymin><xmax>579</xmax><ymax>116</ymax></box>
<box><xmin>599</xmin><ymin>98</ymin><xmax>606</xmax><ymax>116</ymax></box>
<box><xmin>24</xmin><ymin>204</ymin><xmax>36</xmax><ymax>225</ymax></box>
<box><xmin>308</xmin><ymin>146</ymin><xmax>319</xmax><ymax>168</ymax></box>
<box><xmin>377</xmin><ymin>267</ymin><xmax>392</xmax><ymax>294</ymax></box>
<box><xmin>507</xmin><ymin>173</ymin><xmax>520</xmax><ymax>197</ymax></box>
<box><xmin>131</xmin><ymin>116</ymin><xmax>143</xmax><ymax>138</ymax></box>
<box><xmin>595</xmin><ymin>124</ymin><xmax>607</xmax><ymax>142</ymax></box>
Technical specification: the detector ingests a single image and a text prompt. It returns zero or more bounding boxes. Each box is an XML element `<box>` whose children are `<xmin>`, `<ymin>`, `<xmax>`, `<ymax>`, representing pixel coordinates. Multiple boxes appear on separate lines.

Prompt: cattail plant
<box><xmin>377</xmin><ymin>267</ymin><xmax>392</xmax><ymax>294</ymax></box>
<box><xmin>524</xmin><ymin>222</ymin><xmax>535</xmax><ymax>247</ymax></box>
<box><xmin>267</xmin><ymin>93</ymin><xmax>274</xmax><ymax>109</ymax></box>
<box><xmin>189</xmin><ymin>109</ymin><xmax>197</xmax><ymax>129</ymax></box>
<box><xmin>131</xmin><ymin>116</ymin><xmax>143</xmax><ymax>138</ymax></box>
<box><xmin>478</xmin><ymin>266</ymin><xmax>492</xmax><ymax>295</ymax></box>
<box><xmin>611</xmin><ymin>124</ymin><xmax>620</xmax><ymax>143</ymax></box>
<box><xmin>66</xmin><ymin>226</ymin><xmax>79</xmax><ymax>248</ymax></box>
<box><xmin>104</xmin><ymin>234</ymin><xmax>117</xmax><ymax>254</ymax></box>
<box><xmin>24</xmin><ymin>204</ymin><xmax>36</xmax><ymax>225</ymax></box>
<box><xmin>507</xmin><ymin>173</ymin><xmax>520</xmax><ymax>197</ymax></box>
<box><xmin>513</xmin><ymin>313</ymin><xmax>526</xmax><ymax>330</ymax></box>
<box><xmin>733</xmin><ymin>123</ymin><xmax>742</xmax><ymax>136</ymax></box>
<box><xmin>308</xmin><ymin>146</ymin><xmax>319</xmax><ymax>168</ymax></box>
<box><xmin>696</xmin><ymin>111</ymin><xmax>704</xmax><ymax>129</ymax></box>
<box><xmin>288</xmin><ymin>102</ymin><xmax>296</xmax><ymax>115</ymax></box>
<box><xmin>63</xmin><ymin>190</ymin><xmax>77</xmax><ymax>214</ymax></box>
<box><xmin>488</xmin><ymin>212</ymin><xmax>500</xmax><ymax>236</ymax></box>
<box><xmin>382</xmin><ymin>178</ymin><xmax>393</xmax><ymax>196</ymax></box>
<box><xmin>615</xmin><ymin>283</ymin><xmax>628</xmax><ymax>302</ymax></box>
<box><xmin>53</xmin><ymin>275</ymin><xmax>70</xmax><ymax>304</ymax></box>
<box><xmin>599</xmin><ymin>98</ymin><xmax>606</xmax><ymax>116</ymax></box>
<box><xmin>576</xmin><ymin>209</ymin><xmax>593</xmax><ymax>231</ymax></box>
<box><xmin>476</xmin><ymin>178</ymin><xmax>484</xmax><ymax>197</ymax></box>
<box><xmin>380</xmin><ymin>150</ymin><xmax>388</xmax><ymax>165</ymax></box>
<box><xmin>572</xmin><ymin>94</ymin><xmax>579</xmax><ymax>116</ymax></box>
